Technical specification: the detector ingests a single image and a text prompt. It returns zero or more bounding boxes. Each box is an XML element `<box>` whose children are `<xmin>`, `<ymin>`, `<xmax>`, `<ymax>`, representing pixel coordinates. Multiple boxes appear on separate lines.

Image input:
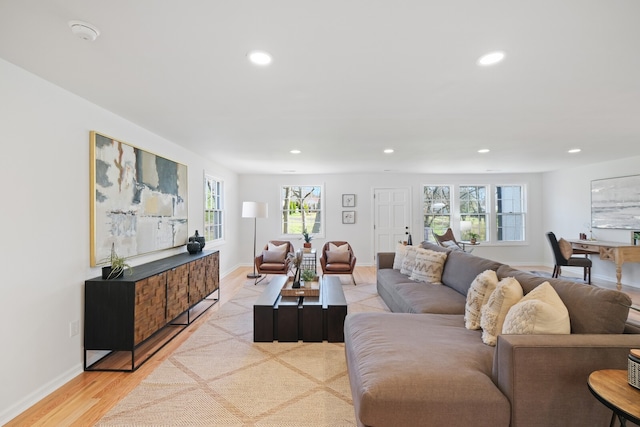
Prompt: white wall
<box><xmin>0</xmin><ymin>58</ymin><xmax>241</xmax><ymax>423</ymax></box>
<box><xmin>239</xmin><ymin>172</ymin><xmax>546</xmax><ymax>267</ymax></box>
<box><xmin>543</xmin><ymin>156</ymin><xmax>640</xmax><ymax>286</ymax></box>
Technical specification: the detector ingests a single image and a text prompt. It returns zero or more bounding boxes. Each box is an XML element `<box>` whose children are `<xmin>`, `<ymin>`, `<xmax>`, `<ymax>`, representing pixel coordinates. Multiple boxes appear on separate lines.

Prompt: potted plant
<box><xmin>301</xmin><ymin>268</ymin><xmax>316</xmax><ymax>284</ymax></box>
<box><xmin>468</xmin><ymin>232</ymin><xmax>479</xmax><ymax>245</ymax></box>
<box><xmin>302</xmin><ymin>229</ymin><xmax>313</xmax><ymax>252</ymax></box>
<box><xmin>101</xmin><ymin>243</ymin><xmax>132</xmax><ymax>279</ymax></box>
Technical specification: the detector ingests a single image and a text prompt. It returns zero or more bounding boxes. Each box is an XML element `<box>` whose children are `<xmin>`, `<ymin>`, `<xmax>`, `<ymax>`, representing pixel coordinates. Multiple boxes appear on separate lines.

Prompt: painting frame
<box><xmin>342</xmin><ymin>211</ymin><xmax>356</xmax><ymax>224</ymax></box>
<box><xmin>90</xmin><ymin>131</ymin><xmax>189</xmax><ymax>266</ymax></box>
<box><xmin>342</xmin><ymin>194</ymin><xmax>355</xmax><ymax>207</ymax></box>
<box><xmin>591</xmin><ymin>174</ymin><xmax>640</xmax><ymax>230</ymax></box>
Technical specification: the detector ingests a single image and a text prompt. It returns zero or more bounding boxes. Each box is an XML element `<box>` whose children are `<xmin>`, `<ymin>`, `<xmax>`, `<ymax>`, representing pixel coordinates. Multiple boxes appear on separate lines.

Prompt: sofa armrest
<box><xmin>494</xmin><ymin>334</ymin><xmax>640</xmax><ymax>427</ymax></box>
<box><xmin>377</xmin><ymin>252</ymin><xmax>395</xmax><ymax>270</ymax></box>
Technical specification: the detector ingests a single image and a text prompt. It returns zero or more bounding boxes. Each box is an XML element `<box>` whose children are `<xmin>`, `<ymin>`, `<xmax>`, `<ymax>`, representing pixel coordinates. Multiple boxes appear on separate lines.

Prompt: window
<box><xmin>496</xmin><ymin>185</ymin><xmax>525</xmax><ymax>241</ymax></box>
<box><xmin>459</xmin><ymin>186</ymin><xmax>487</xmax><ymax>241</ymax></box>
<box><xmin>423</xmin><ymin>186</ymin><xmax>451</xmax><ymax>241</ymax></box>
<box><xmin>281</xmin><ymin>185</ymin><xmax>323</xmax><ymax>236</ymax></box>
<box><xmin>204</xmin><ymin>175</ymin><xmax>223</xmax><ymax>242</ymax></box>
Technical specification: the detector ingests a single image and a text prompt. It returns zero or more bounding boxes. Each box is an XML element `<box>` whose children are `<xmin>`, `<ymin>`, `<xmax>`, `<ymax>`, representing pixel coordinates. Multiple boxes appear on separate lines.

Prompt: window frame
<box><xmin>495</xmin><ymin>184</ymin><xmax>526</xmax><ymax>242</ymax></box>
<box><xmin>203</xmin><ymin>173</ymin><xmax>224</xmax><ymax>244</ymax></box>
<box><xmin>422</xmin><ymin>185</ymin><xmax>452</xmax><ymax>242</ymax></box>
<box><xmin>280</xmin><ymin>184</ymin><xmax>325</xmax><ymax>238</ymax></box>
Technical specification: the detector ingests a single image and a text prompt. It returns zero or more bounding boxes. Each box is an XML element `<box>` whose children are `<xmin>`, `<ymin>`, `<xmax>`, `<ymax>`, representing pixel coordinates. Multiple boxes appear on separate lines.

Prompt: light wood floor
<box><xmin>6</xmin><ymin>265</ymin><xmax>640</xmax><ymax>426</ymax></box>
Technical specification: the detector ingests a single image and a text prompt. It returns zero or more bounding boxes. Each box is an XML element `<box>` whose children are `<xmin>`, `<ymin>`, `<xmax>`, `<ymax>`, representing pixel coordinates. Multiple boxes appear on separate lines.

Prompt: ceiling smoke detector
<box><xmin>68</xmin><ymin>21</ymin><xmax>100</xmax><ymax>41</ymax></box>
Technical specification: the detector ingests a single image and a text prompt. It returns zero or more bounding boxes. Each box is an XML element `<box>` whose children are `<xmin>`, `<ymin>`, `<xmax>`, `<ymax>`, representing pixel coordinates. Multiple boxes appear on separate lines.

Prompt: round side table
<box><xmin>588</xmin><ymin>369</ymin><xmax>640</xmax><ymax>427</ymax></box>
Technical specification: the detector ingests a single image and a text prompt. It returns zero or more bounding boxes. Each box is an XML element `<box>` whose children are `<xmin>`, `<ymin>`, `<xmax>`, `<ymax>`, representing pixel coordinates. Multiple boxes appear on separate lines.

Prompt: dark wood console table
<box><xmin>84</xmin><ymin>250</ymin><xmax>219</xmax><ymax>371</ymax></box>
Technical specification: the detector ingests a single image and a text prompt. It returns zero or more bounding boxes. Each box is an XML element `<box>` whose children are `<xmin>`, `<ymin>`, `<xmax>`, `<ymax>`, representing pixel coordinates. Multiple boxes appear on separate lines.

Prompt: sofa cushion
<box><xmin>392</xmin><ymin>243</ymin><xmax>409</xmax><ymax>269</ymax></box>
<box><xmin>394</xmin><ymin>282</ymin><xmax>467</xmax><ymax>314</ymax></box>
<box><xmin>410</xmin><ymin>248</ymin><xmax>447</xmax><ymax>284</ymax></box>
<box><xmin>481</xmin><ymin>277</ymin><xmax>523</xmax><ymax>346</ymax></box>
<box><xmin>502</xmin><ymin>281</ymin><xmax>570</xmax><ymax>335</ymax></box>
<box><xmin>376</xmin><ymin>269</ymin><xmax>416</xmax><ymax>312</ymax></box>
<box><xmin>465</xmin><ymin>270</ymin><xmax>499</xmax><ymax>330</ymax></box>
<box><xmin>496</xmin><ymin>266</ymin><xmax>631</xmax><ymax>334</ymax></box>
<box><xmin>400</xmin><ymin>246</ymin><xmax>418</xmax><ymax>276</ymax></box>
<box><xmin>441</xmin><ymin>250</ymin><xmax>503</xmax><ymax>297</ymax></box>
<box><xmin>344</xmin><ymin>312</ymin><xmax>511</xmax><ymax>427</ymax></box>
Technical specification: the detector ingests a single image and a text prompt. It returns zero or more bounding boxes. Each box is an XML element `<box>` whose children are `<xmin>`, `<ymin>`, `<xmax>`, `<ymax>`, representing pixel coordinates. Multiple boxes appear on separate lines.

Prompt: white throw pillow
<box><xmin>502</xmin><ymin>282</ymin><xmax>570</xmax><ymax>335</ymax></box>
<box><xmin>410</xmin><ymin>248</ymin><xmax>448</xmax><ymax>284</ymax></box>
<box><xmin>329</xmin><ymin>243</ymin><xmax>349</xmax><ymax>253</ymax></box>
<box><xmin>268</xmin><ymin>242</ymin><xmax>288</xmax><ymax>252</ymax></box>
<box><xmin>393</xmin><ymin>243</ymin><xmax>409</xmax><ymax>270</ymax></box>
<box><xmin>400</xmin><ymin>246</ymin><xmax>418</xmax><ymax>276</ymax></box>
<box><xmin>465</xmin><ymin>270</ymin><xmax>499</xmax><ymax>330</ymax></box>
<box><xmin>480</xmin><ymin>277</ymin><xmax>523</xmax><ymax>346</ymax></box>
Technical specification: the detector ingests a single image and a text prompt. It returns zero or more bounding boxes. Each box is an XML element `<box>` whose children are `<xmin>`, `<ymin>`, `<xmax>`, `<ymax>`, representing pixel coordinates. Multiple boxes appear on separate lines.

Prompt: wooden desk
<box><xmin>588</xmin><ymin>369</ymin><xmax>640</xmax><ymax>426</ymax></box>
<box><xmin>568</xmin><ymin>239</ymin><xmax>640</xmax><ymax>288</ymax></box>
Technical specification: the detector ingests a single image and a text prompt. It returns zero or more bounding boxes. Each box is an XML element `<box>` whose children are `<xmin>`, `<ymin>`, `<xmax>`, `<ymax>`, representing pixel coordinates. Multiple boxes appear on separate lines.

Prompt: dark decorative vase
<box><xmin>102</xmin><ymin>266</ymin><xmax>123</xmax><ymax>280</ymax></box>
<box><xmin>187</xmin><ymin>241</ymin><xmax>201</xmax><ymax>254</ymax></box>
<box><xmin>189</xmin><ymin>230</ymin><xmax>205</xmax><ymax>251</ymax></box>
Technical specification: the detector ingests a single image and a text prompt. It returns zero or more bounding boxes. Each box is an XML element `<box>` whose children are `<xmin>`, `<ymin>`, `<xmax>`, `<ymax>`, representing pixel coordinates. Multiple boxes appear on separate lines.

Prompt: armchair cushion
<box><xmin>329</xmin><ymin>242</ymin><xmax>349</xmax><ymax>252</ymax></box>
<box><xmin>268</xmin><ymin>242</ymin><xmax>289</xmax><ymax>252</ymax></box>
<box><xmin>262</xmin><ymin>249</ymin><xmax>287</xmax><ymax>263</ymax></box>
<box><xmin>326</xmin><ymin>250</ymin><xmax>350</xmax><ymax>264</ymax></box>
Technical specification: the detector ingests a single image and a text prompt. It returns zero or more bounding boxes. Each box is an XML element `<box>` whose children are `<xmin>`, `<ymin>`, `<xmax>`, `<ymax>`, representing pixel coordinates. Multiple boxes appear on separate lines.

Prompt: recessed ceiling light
<box><xmin>477</xmin><ymin>51</ymin><xmax>505</xmax><ymax>66</ymax></box>
<box><xmin>247</xmin><ymin>50</ymin><xmax>272</xmax><ymax>66</ymax></box>
<box><xmin>290</xmin><ymin>149</ymin><xmax>301</xmax><ymax>154</ymax></box>
<box><xmin>478</xmin><ymin>148</ymin><xmax>490</xmax><ymax>153</ymax></box>
<box><xmin>68</xmin><ymin>20</ymin><xmax>100</xmax><ymax>41</ymax></box>
<box><xmin>568</xmin><ymin>148</ymin><xmax>582</xmax><ymax>154</ymax></box>
<box><xmin>383</xmin><ymin>149</ymin><xmax>394</xmax><ymax>154</ymax></box>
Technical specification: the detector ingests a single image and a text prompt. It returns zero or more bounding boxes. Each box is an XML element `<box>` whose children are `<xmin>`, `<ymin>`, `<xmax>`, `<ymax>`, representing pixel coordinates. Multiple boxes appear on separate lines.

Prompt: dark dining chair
<box><xmin>546</xmin><ymin>232</ymin><xmax>592</xmax><ymax>284</ymax></box>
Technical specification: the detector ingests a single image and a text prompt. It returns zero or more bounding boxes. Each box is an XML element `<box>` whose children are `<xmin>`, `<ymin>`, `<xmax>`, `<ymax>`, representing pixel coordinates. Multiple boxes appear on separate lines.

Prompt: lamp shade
<box><xmin>242</xmin><ymin>201</ymin><xmax>268</xmax><ymax>219</ymax></box>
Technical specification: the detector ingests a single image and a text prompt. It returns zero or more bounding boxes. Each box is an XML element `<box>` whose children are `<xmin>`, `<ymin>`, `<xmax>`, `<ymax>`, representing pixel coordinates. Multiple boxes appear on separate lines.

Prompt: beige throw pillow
<box><xmin>502</xmin><ymin>282</ymin><xmax>570</xmax><ymax>335</ymax></box>
<box><xmin>480</xmin><ymin>277</ymin><xmax>523</xmax><ymax>346</ymax></box>
<box><xmin>326</xmin><ymin>250</ymin><xmax>350</xmax><ymax>264</ymax></box>
<box><xmin>410</xmin><ymin>248</ymin><xmax>448</xmax><ymax>284</ymax></box>
<box><xmin>465</xmin><ymin>270</ymin><xmax>499</xmax><ymax>330</ymax></box>
<box><xmin>393</xmin><ymin>243</ymin><xmax>409</xmax><ymax>270</ymax></box>
<box><xmin>329</xmin><ymin>243</ymin><xmax>349</xmax><ymax>252</ymax></box>
<box><xmin>558</xmin><ymin>238</ymin><xmax>573</xmax><ymax>260</ymax></box>
<box><xmin>262</xmin><ymin>249</ymin><xmax>286</xmax><ymax>263</ymax></box>
<box><xmin>400</xmin><ymin>246</ymin><xmax>418</xmax><ymax>276</ymax></box>
<box><xmin>268</xmin><ymin>242</ymin><xmax>288</xmax><ymax>252</ymax></box>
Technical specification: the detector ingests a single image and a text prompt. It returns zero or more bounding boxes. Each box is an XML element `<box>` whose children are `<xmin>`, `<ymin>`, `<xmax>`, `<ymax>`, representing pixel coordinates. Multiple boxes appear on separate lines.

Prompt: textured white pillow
<box><xmin>268</xmin><ymin>242</ymin><xmax>288</xmax><ymax>252</ymax></box>
<box><xmin>400</xmin><ymin>246</ymin><xmax>418</xmax><ymax>276</ymax></box>
<box><xmin>393</xmin><ymin>243</ymin><xmax>409</xmax><ymax>270</ymax></box>
<box><xmin>502</xmin><ymin>282</ymin><xmax>570</xmax><ymax>335</ymax></box>
<box><xmin>480</xmin><ymin>277</ymin><xmax>523</xmax><ymax>346</ymax></box>
<box><xmin>329</xmin><ymin>242</ymin><xmax>349</xmax><ymax>253</ymax></box>
<box><xmin>410</xmin><ymin>248</ymin><xmax>448</xmax><ymax>284</ymax></box>
<box><xmin>465</xmin><ymin>270</ymin><xmax>499</xmax><ymax>330</ymax></box>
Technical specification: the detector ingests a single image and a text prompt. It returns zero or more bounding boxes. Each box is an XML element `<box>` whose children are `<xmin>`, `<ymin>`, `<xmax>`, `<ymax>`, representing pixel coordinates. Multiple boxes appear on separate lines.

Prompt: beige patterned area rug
<box><xmin>97</xmin><ymin>278</ymin><xmax>388</xmax><ymax>426</ymax></box>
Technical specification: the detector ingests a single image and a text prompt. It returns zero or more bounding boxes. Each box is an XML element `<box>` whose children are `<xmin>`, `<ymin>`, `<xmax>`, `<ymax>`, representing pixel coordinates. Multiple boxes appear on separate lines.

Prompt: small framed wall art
<box><xmin>342</xmin><ymin>211</ymin><xmax>356</xmax><ymax>224</ymax></box>
<box><xmin>342</xmin><ymin>194</ymin><xmax>355</xmax><ymax>207</ymax></box>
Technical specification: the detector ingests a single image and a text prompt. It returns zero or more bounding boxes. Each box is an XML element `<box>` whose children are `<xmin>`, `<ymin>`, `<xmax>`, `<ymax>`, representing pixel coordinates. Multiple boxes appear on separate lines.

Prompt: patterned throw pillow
<box><xmin>480</xmin><ymin>277</ymin><xmax>523</xmax><ymax>346</ymax></box>
<box><xmin>465</xmin><ymin>270</ymin><xmax>499</xmax><ymax>330</ymax></box>
<box><xmin>400</xmin><ymin>246</ymin><xmax>418</xmax><ymax>276</ymax></box>
<box><xmin>393</xmin><ymin>243</ymin><xmax>409</xmax><ymax>270</ymax></box>
<box><xmin>410</xmin><ymin>248</ymin><xmax>448</xmax><ymax>284</ymax></box>
<box><xmin>502</xmin><ymin>282</ymin><xmax>570</xmax><ymax>335</ymax></box>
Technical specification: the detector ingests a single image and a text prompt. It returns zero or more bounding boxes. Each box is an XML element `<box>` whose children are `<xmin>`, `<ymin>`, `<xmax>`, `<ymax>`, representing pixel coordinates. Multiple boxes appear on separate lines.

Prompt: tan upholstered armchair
<box><xmin>254</xmin><ymin>240</ymin><xmax>294</xmax><ymax>284</ymax></box>
<box><xmin>319</xmin><ymin>241</ymin><xmax>357</xmax><ymax>285</ymax></box>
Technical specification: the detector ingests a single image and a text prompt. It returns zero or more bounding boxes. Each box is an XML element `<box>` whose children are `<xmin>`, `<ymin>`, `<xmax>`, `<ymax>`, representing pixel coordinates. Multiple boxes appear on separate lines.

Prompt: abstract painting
<box><xmin>591</xmin><ymin>174</ymin><xmax>640</xmax><ymax>230</ymax></box>
<box><xmin>90</xmin><ymin>131</ymin><xmax>188</xmax><ymax>266</ymax></box>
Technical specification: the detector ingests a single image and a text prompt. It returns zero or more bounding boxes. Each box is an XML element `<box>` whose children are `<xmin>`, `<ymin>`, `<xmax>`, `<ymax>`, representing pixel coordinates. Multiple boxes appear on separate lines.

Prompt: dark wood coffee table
<box><xmin>253</xmin><ymin>275</ymin><xmax>347</xmax><ymax>343</ymax></box>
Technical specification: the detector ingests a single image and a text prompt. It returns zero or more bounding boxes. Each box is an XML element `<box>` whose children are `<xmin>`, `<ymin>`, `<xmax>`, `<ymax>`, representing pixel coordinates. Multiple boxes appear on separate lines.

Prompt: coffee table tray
<box><xmin>281</xmin><ymin>276</ymin><xmax>320</xmax><ymax>297</ymax></box>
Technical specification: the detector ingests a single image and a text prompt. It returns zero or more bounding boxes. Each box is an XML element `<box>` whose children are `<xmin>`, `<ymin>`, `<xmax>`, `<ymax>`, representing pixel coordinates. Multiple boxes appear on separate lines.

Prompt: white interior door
<box><xmin>373</xmin><ymin>188</ymin><xmax>411</xmax><ymax>257</ymax></box>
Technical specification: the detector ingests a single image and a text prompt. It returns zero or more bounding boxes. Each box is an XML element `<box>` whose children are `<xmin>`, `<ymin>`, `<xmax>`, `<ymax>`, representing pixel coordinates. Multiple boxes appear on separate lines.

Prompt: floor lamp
<box><xmin>242</xmin><ymin>201</ymin><xmax>268</xmax><ymax>279</ymax></box>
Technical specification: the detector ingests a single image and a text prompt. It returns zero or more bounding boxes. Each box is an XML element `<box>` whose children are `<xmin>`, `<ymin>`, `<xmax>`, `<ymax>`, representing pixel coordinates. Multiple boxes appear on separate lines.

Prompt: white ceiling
<box><xmin>1</xmin><ymin>0</ymin><xmax>639</xmax><ymax>175</ymax></box>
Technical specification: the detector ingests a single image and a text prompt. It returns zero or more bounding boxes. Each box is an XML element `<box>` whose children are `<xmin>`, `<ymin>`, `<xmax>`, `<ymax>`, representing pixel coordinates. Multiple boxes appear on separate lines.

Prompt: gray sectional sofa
<box><xmin>344</xmin><ymin>242</ymin><xmax>640</xmax><ymax>427</ymax></box>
